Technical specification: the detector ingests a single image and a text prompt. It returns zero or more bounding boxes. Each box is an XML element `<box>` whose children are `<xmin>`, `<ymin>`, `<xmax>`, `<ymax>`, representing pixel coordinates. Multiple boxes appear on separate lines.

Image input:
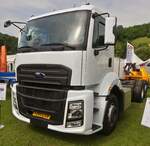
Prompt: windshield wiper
<box><xmin>17</xmin><ymin>46</ymin><xmax>38</xmax><ymax>53</ymax></box>
<box><xmin>17</xmin><ymin>43</ymin><xmax>77</xmax><ymax>53</ymax></box>
<box><xmin>40</xmin><ymin>43</ymin><xmax>76</xmax><ymax>50</ymax></box>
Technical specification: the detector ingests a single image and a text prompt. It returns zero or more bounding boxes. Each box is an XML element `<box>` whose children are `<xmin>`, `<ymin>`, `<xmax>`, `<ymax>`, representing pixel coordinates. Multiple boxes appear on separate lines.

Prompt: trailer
<box><xmin>5</xmin><ymin>4</ymin><xmax>143</xmax><ymax>135</ymax></box>
<box><xmin>144</xmin><ymin>59</ymin><xmax>150</xmax><ymax>74</ymax></box>
<box><xmin>120</xmin><ymin>43</ymin><xmax>150</xmax><ymax>102</ymax></box>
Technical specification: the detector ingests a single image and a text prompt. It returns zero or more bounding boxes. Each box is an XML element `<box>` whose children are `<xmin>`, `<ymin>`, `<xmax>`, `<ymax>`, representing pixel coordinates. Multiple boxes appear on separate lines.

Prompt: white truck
<box><xmin>6</xmin><ymin>4</ymin><xmax>133</xmax><ymax>135</ymax></box>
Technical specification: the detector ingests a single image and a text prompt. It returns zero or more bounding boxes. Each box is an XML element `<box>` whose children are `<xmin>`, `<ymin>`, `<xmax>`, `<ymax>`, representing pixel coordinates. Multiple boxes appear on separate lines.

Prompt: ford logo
<box><xmin>34</xmin><ymin>72</ymin><xmax>46</xmax><ymax>78</ymax></box>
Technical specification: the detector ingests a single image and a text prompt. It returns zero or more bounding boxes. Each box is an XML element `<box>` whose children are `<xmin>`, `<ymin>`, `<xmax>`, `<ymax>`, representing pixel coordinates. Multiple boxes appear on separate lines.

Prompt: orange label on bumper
<box><xmin>32</xmin><ymin>112</ymin><xmax>51</xmax><ymax>120</ymax></box>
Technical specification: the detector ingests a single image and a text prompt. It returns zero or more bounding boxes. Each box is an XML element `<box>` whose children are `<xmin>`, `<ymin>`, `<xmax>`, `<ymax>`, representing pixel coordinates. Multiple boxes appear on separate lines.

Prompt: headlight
<box><xmin>66</xmin><ymin>100</ymin><xmax>84</xmax><ymax>128</ymax></box>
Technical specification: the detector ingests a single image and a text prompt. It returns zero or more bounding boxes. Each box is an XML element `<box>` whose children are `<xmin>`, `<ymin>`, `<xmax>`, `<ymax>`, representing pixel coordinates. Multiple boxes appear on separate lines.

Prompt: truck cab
<box><xmin>10</xmin><ymin>4</ymin><xmax>124</xmax><ymax>135</ymax></box>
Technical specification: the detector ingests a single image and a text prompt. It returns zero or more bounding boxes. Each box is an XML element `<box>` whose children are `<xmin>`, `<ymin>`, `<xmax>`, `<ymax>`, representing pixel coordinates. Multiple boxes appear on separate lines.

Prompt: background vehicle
<box><xmin>6</xmin><ymin>4</ymin><xmax>138</xmax><ymax>135</ymax></box>
<box><xmin>144</xmin><ymin>60</ymin><xmax>150</xmax><ymax>74</ymax></box>
<box><xmin>122</xmin><ymin>43</ymin><xmax>150</xmax><ymax>102</ymax></box>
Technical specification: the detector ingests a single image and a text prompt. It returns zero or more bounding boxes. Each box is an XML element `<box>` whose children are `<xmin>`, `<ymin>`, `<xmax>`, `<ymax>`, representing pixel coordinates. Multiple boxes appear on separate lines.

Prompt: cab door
<box><xmin>83</xmin><ymin>15</ymin><xmax>114</xmax><ymax>85</ymax></box>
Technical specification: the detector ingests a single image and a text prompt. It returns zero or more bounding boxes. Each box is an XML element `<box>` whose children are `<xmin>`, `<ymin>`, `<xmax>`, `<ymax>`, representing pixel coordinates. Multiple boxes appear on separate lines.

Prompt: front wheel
<box><xmin>102</xmin><ymin>94</ymin><xmax>119</xmax><ymax>135</ymax></box>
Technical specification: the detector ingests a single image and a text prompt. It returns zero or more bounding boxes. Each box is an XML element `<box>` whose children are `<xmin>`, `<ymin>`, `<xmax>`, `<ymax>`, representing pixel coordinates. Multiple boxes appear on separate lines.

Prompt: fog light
<box><xmin>66</xmin><ymin>120</ymin><xmax>83</xmax><ymax>128</ymax></box>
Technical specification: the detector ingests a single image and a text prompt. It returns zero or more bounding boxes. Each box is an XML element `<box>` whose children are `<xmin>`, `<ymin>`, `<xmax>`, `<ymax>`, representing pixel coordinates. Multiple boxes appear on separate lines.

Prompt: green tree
<box><xmin>0</xmin><ymin>33</ymin><xmax>18</xmax><ymax>54</ymax></box>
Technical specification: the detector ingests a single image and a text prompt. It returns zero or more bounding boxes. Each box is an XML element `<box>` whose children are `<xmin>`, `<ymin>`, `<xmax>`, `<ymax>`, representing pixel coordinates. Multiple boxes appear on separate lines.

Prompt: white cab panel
<box><xmin>82</xmin><ymin>17</ymin><xmax>114</xmax><ymax>85</ymax></box>
<box><xmin>16</xmin><ymin>51</ymin><xmax>83</xmax><ymax>86</ymax></box>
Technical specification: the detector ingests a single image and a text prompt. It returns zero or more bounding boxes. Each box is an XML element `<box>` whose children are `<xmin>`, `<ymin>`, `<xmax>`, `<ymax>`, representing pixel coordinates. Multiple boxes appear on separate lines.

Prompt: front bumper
<box><xmin>11</xmin><ymin>83</ymin><xmax>96</xmax><ymax>135</ymax></box>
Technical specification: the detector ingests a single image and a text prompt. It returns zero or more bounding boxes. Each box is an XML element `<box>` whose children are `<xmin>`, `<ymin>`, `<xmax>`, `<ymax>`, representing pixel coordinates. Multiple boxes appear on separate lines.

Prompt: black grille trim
<box><xmin>16</xmin><ymin>64</ymin><xmax>72</xmax><ymax>125</ymax></box>
<box><xmin>17</xmin><ymin>85</ymin><xmax>67</xmax><ymax>125</ymax></box>
<box><xmin>17</xmin><ymin>64</ymin><xmax>72</xmax><ymax>86</ymax></box>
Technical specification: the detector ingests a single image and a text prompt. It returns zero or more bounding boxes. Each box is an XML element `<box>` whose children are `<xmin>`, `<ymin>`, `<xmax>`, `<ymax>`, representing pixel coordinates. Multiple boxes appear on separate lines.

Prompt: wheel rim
<box><xmin>141</xmin><ymin>89</ymin><xmax>144</xmax><ymax>99</ymax></box>
<box><xmin>144</xmin><ymin>84</ymin><xmax>147</xmax><ymax>91</ymax></box>
<box><xmin>108</xmin><ymin>104</ymin><xmax>118</xmax><ymax>126</ymax></box>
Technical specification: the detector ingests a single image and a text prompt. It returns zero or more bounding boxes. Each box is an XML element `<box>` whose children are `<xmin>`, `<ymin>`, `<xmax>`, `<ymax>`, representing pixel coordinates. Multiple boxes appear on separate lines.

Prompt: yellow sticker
<box><xmin>32</xmin><ymin>112</ymin><xmax>51</xmax><ymax>120</ymax></box>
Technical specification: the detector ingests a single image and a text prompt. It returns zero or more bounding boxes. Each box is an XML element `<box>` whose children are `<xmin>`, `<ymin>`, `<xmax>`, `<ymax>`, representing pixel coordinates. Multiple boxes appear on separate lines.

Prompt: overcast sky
<box><xmin>0</xmin><ymin>0</ymin><xmax>150</xmax><ymax>37</ymax></box>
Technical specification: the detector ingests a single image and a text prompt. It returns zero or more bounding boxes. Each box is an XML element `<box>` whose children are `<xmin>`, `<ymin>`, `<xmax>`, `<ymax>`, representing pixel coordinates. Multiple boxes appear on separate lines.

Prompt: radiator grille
<box><xmin>16</xmin><ymin>64</ymin><xmax>72</xmax><ymax>125</ymax></box>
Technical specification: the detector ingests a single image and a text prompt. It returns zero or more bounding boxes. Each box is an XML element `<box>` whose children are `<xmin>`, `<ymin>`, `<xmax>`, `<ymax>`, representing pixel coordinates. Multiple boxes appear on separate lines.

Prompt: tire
<box><xmin>132</xmin><ymin>80</ymin><xmax>146</xmax><ymax>103</ymax></box>
<box><xmin>102</xmin><ymin>94</ymin><xmax>119</xmax><ymax>135</ymax></box>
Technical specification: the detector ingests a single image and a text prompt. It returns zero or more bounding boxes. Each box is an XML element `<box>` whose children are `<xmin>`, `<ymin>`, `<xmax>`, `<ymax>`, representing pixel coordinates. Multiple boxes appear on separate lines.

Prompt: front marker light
<box><xmin>66</xmin><ymin>120</ymin><xmax>83</xmax><ymax>128</ymax></box>
<box><xmin>66</xmin><ymin>100</ymin><xmax>84</xmax><ymax>128</ymax></box>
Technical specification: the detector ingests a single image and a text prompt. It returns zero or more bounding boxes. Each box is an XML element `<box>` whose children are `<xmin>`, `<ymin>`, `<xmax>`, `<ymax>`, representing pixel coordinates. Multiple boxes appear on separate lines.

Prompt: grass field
<box><xmin>0</xmin><ymin>89</ymin><xmax>150</xmax><ymax>146</ymax></box>
<box><xmin>132</xmin><ymin>37</ymin><xmax>150</xmax><ymax>48</ymax></box>
<box><xmin>130</xmin><ymin>36</ymin><xmax>150</xmax><ymax>60</ymax></box>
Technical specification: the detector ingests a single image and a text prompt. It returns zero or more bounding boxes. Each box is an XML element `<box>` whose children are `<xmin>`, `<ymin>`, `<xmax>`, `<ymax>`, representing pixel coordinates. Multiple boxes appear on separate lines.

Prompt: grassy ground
<box><xmin>0</xmin><ymin>89</ymin><xmax>150</xmax><ymax>146</ymax></box>
<box><xmin>131</xmin><ymin>37</ymin><xmax>150</xmax><ymax>60</ymax></box>
<box><xmin>132</xmin><ymin>37</ymin><xmax>150</xmax><ymax>48</ymax></box>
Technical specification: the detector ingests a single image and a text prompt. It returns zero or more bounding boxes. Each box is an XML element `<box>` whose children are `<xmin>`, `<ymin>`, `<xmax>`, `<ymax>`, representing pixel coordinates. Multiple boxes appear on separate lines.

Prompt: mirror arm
<box><xmin>4</xmin><ymin>20</ymin><xmax>26</xmax><ymax>32</ymax></box>
<box><xmin>94</xmin><ymin>45</ymin><xmax>109</xmax><ymax>56</ymax></box>
<box><xmin>92</xmin><ymin>12</ymin><xmax>110</xmax><ymax>19</ymax></box>
<box><xmin>99</xmin><ymin>13</ymin><xmax>110</xmax><ymax>17</ymax></box>
<box><xmin>11</xmin><ymin>23</ymin><xmax>26</xmax><ymax>32</ymax></box>
<box><xmin>12</xmin><ymin>21</ymin><xmax>26</xmax><ymax>25</ymax></box>
<box><xmin>12</xmin><ymin>23</ymin><xmax>23</xmax><ymax>31</ymax></box>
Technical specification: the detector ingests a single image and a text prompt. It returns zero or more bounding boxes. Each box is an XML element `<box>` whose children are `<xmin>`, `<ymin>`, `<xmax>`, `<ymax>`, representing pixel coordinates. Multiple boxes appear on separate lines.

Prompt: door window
<box><xmin>92</xmin><ymin>16</ymin><xmax>105</xmax><ymax>48</ymax></box>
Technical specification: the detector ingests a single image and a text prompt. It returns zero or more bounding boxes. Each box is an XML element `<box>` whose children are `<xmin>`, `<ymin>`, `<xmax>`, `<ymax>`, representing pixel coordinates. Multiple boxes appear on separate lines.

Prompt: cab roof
<box><xmin>28</xmin><ymin>5</ymin><xmax>102</xmax><ymax>21</ymax></box>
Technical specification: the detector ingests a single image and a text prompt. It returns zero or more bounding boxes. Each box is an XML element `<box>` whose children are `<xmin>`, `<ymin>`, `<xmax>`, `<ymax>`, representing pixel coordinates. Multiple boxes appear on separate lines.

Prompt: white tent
<box><xmin>125</xmin><ymin>42</ymin><xmax>143</xmax><ymax>65</ymax></box>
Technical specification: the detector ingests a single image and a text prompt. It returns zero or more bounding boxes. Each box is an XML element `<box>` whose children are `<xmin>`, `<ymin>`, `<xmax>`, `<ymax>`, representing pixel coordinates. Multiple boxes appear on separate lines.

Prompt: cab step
<box><xmin>92</xmin><ymin>124</ymin><xmax>101</xmax><ymax>131</ymax></box>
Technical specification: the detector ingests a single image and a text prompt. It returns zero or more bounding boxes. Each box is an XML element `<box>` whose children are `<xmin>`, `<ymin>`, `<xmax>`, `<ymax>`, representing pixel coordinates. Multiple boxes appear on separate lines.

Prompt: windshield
<box><xmin>18</xmin><ymin>10</ymin><xmax>90</xmax><ymax>52</ymax></box>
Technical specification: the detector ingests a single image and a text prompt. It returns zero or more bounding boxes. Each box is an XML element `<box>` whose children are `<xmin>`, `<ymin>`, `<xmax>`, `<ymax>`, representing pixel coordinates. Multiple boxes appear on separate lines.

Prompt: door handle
<box><xmin>108</xmin><ymin>58</ymin><xmax>112</xmax><ymax>67</ymax></box>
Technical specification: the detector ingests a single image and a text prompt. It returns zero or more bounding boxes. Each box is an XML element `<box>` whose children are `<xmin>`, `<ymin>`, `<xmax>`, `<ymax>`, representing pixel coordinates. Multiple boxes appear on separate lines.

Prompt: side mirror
<box><xmin>4</xmin><ymin>20</ymin><xmax>27</xmax><ymax>33</ymax></box>
<box><xmin>104</xmin><ymin>17</ymin><xmax>117</xmax><ymax>45</ymax></box>
<box><xmin>4</xmin><ymin>20</ymin><xmax>12</xmax><ymax>28</ymax></box>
